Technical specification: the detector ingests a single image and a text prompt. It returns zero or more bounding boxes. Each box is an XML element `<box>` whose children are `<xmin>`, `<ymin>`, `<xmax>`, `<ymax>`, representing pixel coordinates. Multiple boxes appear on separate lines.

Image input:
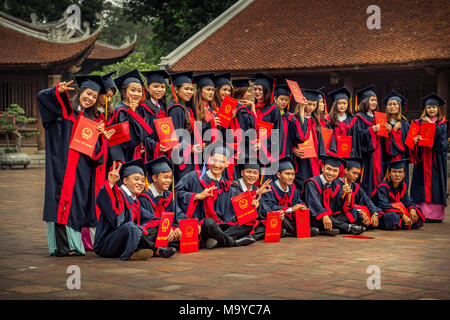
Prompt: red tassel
<box><xmin>350</xmin><ymin>96</ymin><xmax>353</xmax><ymax>114</ymax></box>
<box><xmin>324</xmin><ymin>97</ymin><xmax>328</xmax><ymax>115</ymax></box>
<box><xmin>170</xmin><ymin>80</ymin><xmax>178</xmax><ymax>103</ymax></box>
<box><xmin>270</xmin><ymin>80</ymin><xmax>275</xmax><ymax>104</ymax></box>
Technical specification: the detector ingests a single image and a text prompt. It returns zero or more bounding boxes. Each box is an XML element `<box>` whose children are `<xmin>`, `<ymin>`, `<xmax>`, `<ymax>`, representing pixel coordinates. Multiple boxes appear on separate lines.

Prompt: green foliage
<box><xmin>123</xmin><ymin>0</ymin><xmax>238</xmax><ymax>64</ymax></box>
<box><xmin>0</xmin><ymin>104</ymin><xmax>38</xmax><ymax>152</ymax></box>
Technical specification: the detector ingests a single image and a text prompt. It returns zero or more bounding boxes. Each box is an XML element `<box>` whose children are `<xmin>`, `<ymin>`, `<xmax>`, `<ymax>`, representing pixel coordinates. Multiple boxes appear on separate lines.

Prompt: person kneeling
<box><xmin>372</xmin><ymin>159</ymin><xmax>424</xmax><ymax>230</ymax></box>
<box><xmin>303</xmin><ymin>155</ymin><xmax>365</xmax><ymax>236</ymax></box>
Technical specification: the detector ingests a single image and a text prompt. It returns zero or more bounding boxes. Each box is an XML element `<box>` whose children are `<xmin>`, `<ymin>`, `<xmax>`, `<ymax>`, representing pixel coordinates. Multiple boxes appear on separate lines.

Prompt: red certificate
<box><xmin>69</xmin><ymin>116</ymin><xmax>100</xmax><ymax>157</ymax></box>
<box><xmin>405</xmin><ymin>121</ymin><xmax>421</xmax><ymax>149</ymax></box>
<box><xmin>322</xmin><ymin>127</ymin><xmax>333</xmax><ymax>152</ymax></box>
<box><xmin>231</xmin><ymin>191</ymin><xmax>258</xmax><ymax>226</ymax></box>
<box><xmin>299</xmin><ymin>135</ymin><xmax>317</xmax><ymax>159</ymax></box>
<box><xmin>295</xmin><ymin>208</ymin><xmax>310</xmax><ymax>238</ymax></box>
<box><xmin>337</xmin><ymin>136</ymin><xmax>352</xmax><ymax>157</ymax></box>
<box><xmin>418</xmin><ymin>122</ymin><xmax>436</xmax><ymax>147</ymax></box>
<box><xmin>179</xmin><ymin>218</ymin><xmax>199</xmax><ymax>253</ymax></box>
<box><xmin>264</xmin><ymin>211</ymin><xmax>282</xmax><ymax>243</ymax></box>
<box><xmin>154</xmin><ymin>212</ymin><xmax>174</xmax><ymax>247</ymax></box>
<box><xmin>374</xmin><ymin>111</ymin><xmax>388</xmax><ymax>137</ymax></box>
<box><xmin>354</xmin><ymin>204</ymin><xmax>372</xmax><ymax>225</ymax></box>
<box><xmin>285</xmin><ymin>79</ymin><xmax>307</xmax><ymax>104</ymax></box>
<box><xmin>391</xmin><ymin>202</ymin><xmax>411</xmax><ymax>229</ymax></box>
<box><xmin>155</xmin><ymin>117</ymin><xmax>178</xmax><ymax>149</ymax></box>
<box><xmin>218</xmin><ymin>95</ymin><xmax>238</xmax><ymax>129</ymax></box>
<box><xmin>106</xmin><ymin>121</ymin><xmax>130</xmax><ymax>147</ymax></box>
<box><xmin>256</xmin><ymin>120</ymin><xmax>273</xmax><ymax>140</ymax></box>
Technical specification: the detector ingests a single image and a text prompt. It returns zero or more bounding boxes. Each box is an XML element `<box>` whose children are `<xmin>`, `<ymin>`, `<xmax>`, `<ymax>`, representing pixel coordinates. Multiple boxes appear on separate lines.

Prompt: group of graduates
<box><xmin>37</xmin><ymin>68</ymin><xmax>448</xmax><ymax>260</ymax></box>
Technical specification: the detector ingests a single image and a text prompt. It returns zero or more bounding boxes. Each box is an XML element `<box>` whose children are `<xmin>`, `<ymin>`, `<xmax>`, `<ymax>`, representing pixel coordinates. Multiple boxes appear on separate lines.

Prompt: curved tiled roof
<box><xmin>169</xmin><ymin>0</ymin><xmax>450</xmax><ymax>72</ymax></box>
<box><xmin>87</xmin><ymin>39</ymin><xmax>136</xmax><ymax>60</ymax></box>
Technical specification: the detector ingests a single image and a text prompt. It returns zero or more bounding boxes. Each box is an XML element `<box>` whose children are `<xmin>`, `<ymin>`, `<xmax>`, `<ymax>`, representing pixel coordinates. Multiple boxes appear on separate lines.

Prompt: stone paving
<box><xmin>0</xmin><ymin>168</ymin><xmax>449</xmax><ymax>300</ymax></box>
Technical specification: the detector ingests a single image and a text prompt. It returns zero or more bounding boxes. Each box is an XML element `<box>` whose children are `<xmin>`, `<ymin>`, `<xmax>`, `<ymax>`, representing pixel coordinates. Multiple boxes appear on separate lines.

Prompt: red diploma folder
<box><xmin>285</xmin><ymin>79</ymin><xmax>307</xmax><ymax>104</ymax></box>
<box><xmin>391</xmin><ymin>202</ymin><xmax>411</xmax><ymax>229</ymax></box>
<box><xmin>354</xmin><ymin>204</ymin><xmax>373</xmax><ymax>225</ymax></box>
<box><xmin>155</xmin><ymin>117</ymin><xmax>178</xmax><ymax>149</ymax></box>
<box><xmin>299</xmin><ymin>135</ymin><xmax>317</xmax><ymax>159</ymax></box>
<box><xmin>405</xmin><ymin>121</ymin><xmax>421</xmax><ymax>149</ymax></box>
<box><xmin>295</xmin><ymin>208</ymin><xmax>311</xmax><ymax>238</ymax></box>
<box><xmin>106</xmin><ymin>121</ymin><xmax>131</xmax><ymax>147</ymax></box>
<box><xmin>264</xmin><ymin>211</ymin><xmax>282</xmax><ymax>243</ymax></box>
<box><xmin>418</xmin><ymin>122</ymin><xmax>436</xmax><ymax>147</ymax></box>
<box><xmin>154</xmin><ymin>212</ymin><xmax>174</xmax><ymax>247</ymax></box>
<box><xmin>256</xmin><ymin>120</ymin><xmax>273</xmax><ymax>140</ymax></box>
<box><xmin>231</xmin><ymin>191</ymin><xmax>258</xmax><ymax>226</ymax></box>
<box><xmin>179</xmin><ymin>218</ymin><xmax>199</xmax><ymax>253</ymax></box>
<box><xmin>321</xmin><ymin>127</ymin><xmax>333</xmax><ymax>152</ymax></box>
<box><xmin>69</xmin><ymin>116</ymin><xmax>100</xmax><ymax>157</ymax></box>
<box><xmin>374</xmin><ymin>111</ymin><xmax>388</xmax><ymax>137</ymax></box>
<box><xmin>218</xmin><ymin>95</ymin><xmax>238</xmax><ymax>129</ymax></box>
<box><xmin>337</xmin><ymin>136</ymin><xmax>352</xmax><ymax>157</ymax></box>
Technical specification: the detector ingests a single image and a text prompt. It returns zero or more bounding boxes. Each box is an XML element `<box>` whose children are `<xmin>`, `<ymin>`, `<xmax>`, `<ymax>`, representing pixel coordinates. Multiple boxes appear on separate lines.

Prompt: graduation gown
<box><xmin>371</xmin><ymin>179</ymin><xmax>425</xmax><ymax>230</ymax></box>
<box><xmin>410</xmin><ymin>118</ymin><xmax>448</xmax><ymax>206</ymax></box>
<box><xmin>280</xmin><ymin>111</ymin><xmax>298</xmax><ymax>158</ymax></box>
<box><xmin>37</xmin><ymin>86</ymin><xmax>104</xmax><ymax>232</ymax></box>
<box><xmin>302</xmin><ymin>176</ymin><xmax>353</xmax><ymax>230</ymax></box>
<box><xmin>140</xmin><ymin>99</ymin><xmax>168</xmax><ymax>161</ymax></box>
<box><xmin>166</xmin><ymin>100</ymin><xmax>203</xmax><ymax>181</ymax></box>
<box><xmin>335</xmin><ymin>178</ymin><xmax>382</xmax><ymax>224</ymax></box>
<box><xmin>354</xmin><ymin>112</ymin><xmax>385</xmax><ymax>197</ymax></box>
<box><xmin>227</xmin><ymin>180</ymin><xmax>259</xmax><ymax>236</ymax></box>
<box><xmin>255</xmin><ymin>102</ymin><xmax>283</xmax><ymax>163</ymax></box>
<box><xmin>293</xmin><ymin>115</ymin><xmax>337</xmax><ymax>193</ymax></box>
<box><xmin>113</xmin><ymin>102</ymin><xmax>153</xmax><ymax>163</ymax></box>
<box><xmin>94</xmin><ymin>182</ymin><xmax>146</xmax><ymax>260</ymax></box>
<box><xmin>384</xmin><ymin>118</ymin><xmax>411</xmax><ymax>185</ymax></box>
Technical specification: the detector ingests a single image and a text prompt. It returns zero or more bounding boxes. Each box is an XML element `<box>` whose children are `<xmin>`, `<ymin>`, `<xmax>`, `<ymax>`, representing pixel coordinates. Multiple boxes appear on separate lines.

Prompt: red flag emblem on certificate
<box><xmin>374</xmin><ymin>111</ymin><xmax>388</xmax><ymax>137</ymax></box>
<box><xmin>231</xmin><ymin>191</ymin><xmax>258</xmax><ymax>226</ymax></box>
<box><xmin>337</xmin><ymin>136</ymin><xmax>352</xmax><ymax>157</ymax></box>
<box><xmin>285</xmin><ymin>79</ymin><xmax>307</xmax><ymax>104</ymax></box>
<box><xmin>418</xmin><ymin>122</ymin><xmax>435</xmax><ymax>147</ymax></box>
<box><xmin>155</xmin><ymin>117</ymin><xmax>178</xmax><ymax>149</ymax></box>
<box><xmin>264</xmin><ymin>211</ymin><xmax>282</xmax><ymax>243</ymax></box>
<box><xmin>295</xmin><ymin>208</ymin><xmax>310</xmax><ymax>238</ymax></box>
<box><xmin>218</xmin><ymin>95</ymin><xmax>238</xmax><ymax>129</ymax></box>
<box><xmin>69</xmin><ymin>116</ymin><xmax>100</xmax><ymax>156</ymax></box>
<box><xmin>405</xmin><ymin>121</ymin><xmax>420</xmax><ymax>149</ymax></box>
<box><xmin>179</xmin><ymin>218</ymin><xmax>198</xmax><ymax>253</ymax></box>
<box><xmin>154</xmin><ymin>212</ymin><xmax>174</xmax><ymax>247</ymax></box>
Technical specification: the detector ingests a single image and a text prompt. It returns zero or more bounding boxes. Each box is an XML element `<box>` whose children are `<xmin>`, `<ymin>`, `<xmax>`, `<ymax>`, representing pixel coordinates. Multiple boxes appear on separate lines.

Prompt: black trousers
<box><xmin>137</xmin><ymin>227</ymin><xmax>180</xmax><ymax>251</ymax></box>
<box><xmin>252</xmin><ymin>216</ymin><xmax>296</xmax><ymax>241</ymax></box>
<box><xmin>199</xmin><ymin>218</ymin><xmax>238</xmax><ymax>248</ymax></box>
<box><xmin>310</xmin><ymin>213</ymin><xmax>350</xmax><ymax>233</ymax></box>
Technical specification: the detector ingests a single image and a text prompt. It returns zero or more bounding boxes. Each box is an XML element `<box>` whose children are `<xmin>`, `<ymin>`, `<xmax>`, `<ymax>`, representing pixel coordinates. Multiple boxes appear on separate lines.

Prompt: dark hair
<box><xmin>70</xmin><ymin>89</ymin><xmax>97</xmax><ymax>120</ymax></box>
<box><xmin>174</xmin><ymin>84</ymin><xmax>193</xmax><ymax>133</ymax></box>
<box><xmin>193</xmin><ymin>87</ymin><xmax>207</xmax><ymax>122</ymax></box>
<box><xmin>328</xmin><ymin>99</ymin><xmax>353</xmax><ymax>127</ymax></box>
<box><xmin>357</xmin><ymin>97</ymin><xmax>372</xmax><ymax>113</ymax></box>
<box><xmin>212</xmin><ymin>86</ymin><xmax>225</xmax><ymax>111</ymax></box>
<box><xmin>232</xmin><ymin>86</ymin><xmax>249</xmax><ymax>100</ymax></box>
<box><xmin>254</xmin><ymin>86</ymin><xmax>272</xmax><ymax>106</ymax></box>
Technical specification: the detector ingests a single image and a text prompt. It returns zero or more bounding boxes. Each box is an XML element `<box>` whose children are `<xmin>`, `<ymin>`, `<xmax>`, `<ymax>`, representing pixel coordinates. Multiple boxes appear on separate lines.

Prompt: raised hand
<box><xmin>256</xmin><ymin>178</ymin><xmax>272</xmax><ymax>196</ymax></box>
<box><xmin>108</xmin><ymin>161</ymin><xmax>122</xmax><ymax>186</ymax></box>
<box><xmin>58</xmin><ymin>80</ymin><xmax>75</xmax><ymax>93</ymax></box>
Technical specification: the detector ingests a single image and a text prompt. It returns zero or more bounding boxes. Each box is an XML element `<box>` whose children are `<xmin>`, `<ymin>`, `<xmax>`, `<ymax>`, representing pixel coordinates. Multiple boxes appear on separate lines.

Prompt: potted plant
<box><xmin>0</xmin><ymin>104</ymin><xmax>39</xmax><ymax>169</ymax></box>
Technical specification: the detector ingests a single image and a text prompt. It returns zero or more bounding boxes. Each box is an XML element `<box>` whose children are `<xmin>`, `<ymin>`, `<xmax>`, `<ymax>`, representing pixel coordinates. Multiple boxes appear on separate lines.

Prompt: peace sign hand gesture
<box><xmin>58</xmin><ymin>80</ymin><xmax>75</xmax><ymax>93</ymax></box>
<box><xmin>108</xmin><ymin>161</ymin><xmax>123</xmax><ymax>186</ymax></box>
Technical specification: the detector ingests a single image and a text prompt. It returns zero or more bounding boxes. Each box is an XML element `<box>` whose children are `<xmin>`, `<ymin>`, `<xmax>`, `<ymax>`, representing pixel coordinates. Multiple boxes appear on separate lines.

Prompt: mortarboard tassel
<box><xmin>324</xmin><ymin>97</ymin><xmax>328</xmax><ymax>115</ymax></box>
<box><xmin>287</xmin><ymin>93</ymin><xmax>292</xmax><ymax>112</ymax></box>
<box><xmin>145</xmin><ymin>177</ymin><xmax>150</xmax><ymax>190</ymax></box>
<box><xmin>140</xmin><ymin>87</ymin><xmax>146</xmax><ymax>103</ymax></box>
<box><xmin>105</xmin><ymin>97</ymin><xmax>108</xmax><ymax>122</ymax></box>
<box><xmin>270</xmin><ymin>81</ymin><xmax>275</xmax><ymax>104</ymax></box>
<box><xmin>354</xmin><ymin>95</ymin><xmax>358</xmax><ymax>113</ymax></box>
<box><xmin>170</xmin><ymin>79</ymin><xmax>178</xmax><ymax>103</ymax></box>
<box><xmin>350</xmin><ymin>95</ymin><xmax>353</xmax><ymax>114</ymax></box>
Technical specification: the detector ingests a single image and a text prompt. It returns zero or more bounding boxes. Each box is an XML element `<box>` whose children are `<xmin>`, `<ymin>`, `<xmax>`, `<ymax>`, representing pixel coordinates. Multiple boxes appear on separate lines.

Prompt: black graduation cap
<box><xmin>170</xmin><ymin>71</ymin><xmax>193</xmax><ymax>87</ymax></box>
<box><xmin>75</xmin><ymin>75</ymin><xmax>106</xmax><ymax>94</ymax></box>
<box><xmin>208</xmin><ymin>140</ymin><xmax>235</xmax><ymax>160</ymax></box>
<box><xmin>387</xmin><ymin>158</ymin><xmax>410</xmax><ymax>170</ymax></box>
<box><xmin>120</xmin><ymin>159</ymin><xmax>146</xmax><ymax>179</ymax></box>
<box><xmin>140</xmin><ymin>69</ymin><xmax>169</xmax><ymax>85</ymax></box>
<box><xmin>355</xmin><ymin>84</ymin><xmax>377</xmax><ymax>101</ymax></box>
<box><xmin>316</xmin><ymin>87</ymin><xmax>326</xmax><ymax>99</ymax></box>
<box><xmin>422</xmin><ymin>93</ymin><xmax>446</xmax><ymax>107</ymax></box>
<box><xmin>328</xmin><ymin>87</ymin><xmax>351</xmax><ymax>102</ymax></box>
<box><xmin>320</xmin><ymin>155</ymin><xmax>345</xmax><ymax>168</ymax></box>
<box><xmin>192</xmin><ymin>73</ymin><xmax>215</xmax><ymax>89</ymax></box>
<box><xmin>253</xmin><ymin>73</ymin><xmax>275</xmax><ymax>90</ymax></box>
<box><xmin>114</xmin><ymin>69</ymin><xmax>144</xmax><ymax>89</ymax></box>
<box><xmin>101</xmin><ymin>71</ymin><xmax>117</xmax><ymax>91</ymax></box>
<box><xmin>231</xmin><ymin>78</ymin><xmax>251</xmax><ymax>88</ymax></box>
<box><xmin>383</xmin><ymin>90</ymin><xmax>408</xmax><ymax>106</ymax></box>
<box><xmin>274</xmin><ymin>85</ymin><xmax>290</xmax><ymax>97</ymax></box>
<box><xmin>302</xmin><ymin>89</ymin><xmax>322</xmax><ymax>102</ymax></box>
<box><xmin>277</xmin><ymin>156</ymin><xmax>295</xmax><ymax>172</ymax></box>
<box><xmin>213</xmin><ymin>73</ymin><xmax>231</xmax><ymax>88</ymax></box>
<box><xmin>344</xmin><ymin>157</ymin><xmax>363</xmax><ymax>169</ymax></box>
<box><xmin>145</xmin><ymin>156</ymin><xmax>173</xmax><ymax>178</ymax></box>
<box><xmin>236</xmin><ymin>156</ymin><xmax>262</xmax><ymax>172</ymax></box>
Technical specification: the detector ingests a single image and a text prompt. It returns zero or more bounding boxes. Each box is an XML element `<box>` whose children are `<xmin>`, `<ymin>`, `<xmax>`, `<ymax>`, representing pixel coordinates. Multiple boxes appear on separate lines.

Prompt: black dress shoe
<box><xmin>320</xmin><ymin>228</ymin><xmax>339</xmax><ymax>236</ymax></box>
<box><xmin>205</xmin><ymin>238</ymin><xmax>218</xmax><ymax>249</ymax></box>
<box><xmin>310</xmin><ymin>227</ymin><xmax>320</xmax><ymax>237</ymax></box>
<box><xmin>281</xmin><ymin>228</ymin><xmax>287</xmax><ymax>237</ymax></box>
<box><xmin>348</xmin><ymin>224</ymin><xmax>365</xmax><ymax>235</ymax></box>
<box><xmin>156</xmin><ymin>246</ymin><xmax>177</xmax><ymax>258</ymax></box>
<box><xmin>235</xmin><ymin>235</ymin><xmax>256</xmax><ymax>246</ymax></box>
